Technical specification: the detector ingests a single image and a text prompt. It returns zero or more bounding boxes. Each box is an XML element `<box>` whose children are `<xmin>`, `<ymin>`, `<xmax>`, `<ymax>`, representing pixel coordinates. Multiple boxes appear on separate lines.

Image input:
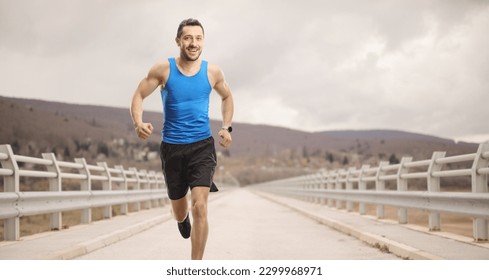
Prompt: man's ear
<box><xmin>175</xmin><ymin>37</ymin><xmax>180</xmax><ymax>47</ymax></box>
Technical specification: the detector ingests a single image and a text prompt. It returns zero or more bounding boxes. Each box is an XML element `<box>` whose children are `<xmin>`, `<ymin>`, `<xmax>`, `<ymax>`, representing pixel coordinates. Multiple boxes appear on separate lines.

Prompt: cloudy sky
<box><xmin>1</xmin><ymin>0</ymin><xmax>488</xmax><ymax>143</ymax></box>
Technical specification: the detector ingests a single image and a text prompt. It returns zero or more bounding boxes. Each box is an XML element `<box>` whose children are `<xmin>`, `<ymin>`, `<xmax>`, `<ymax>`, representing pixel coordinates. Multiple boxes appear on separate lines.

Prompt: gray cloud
<box><xmin>1</xmin><ymin>0</ymin><xmax>488</xmax><ymax>142</ymax></box>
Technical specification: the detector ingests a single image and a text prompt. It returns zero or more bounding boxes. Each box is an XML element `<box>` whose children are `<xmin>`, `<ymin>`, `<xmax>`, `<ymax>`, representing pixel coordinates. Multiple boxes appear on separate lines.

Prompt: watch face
<box><xmin>228</xmin><ymin>126</ymin><xmax>233</xmax><ymax>133</ymax></box>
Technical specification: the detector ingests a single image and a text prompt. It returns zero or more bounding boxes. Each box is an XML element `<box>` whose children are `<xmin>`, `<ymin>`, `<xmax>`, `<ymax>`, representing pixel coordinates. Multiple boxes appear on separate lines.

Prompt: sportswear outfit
<box><xmin>159</xmin><ymin>57</ymin><xmax>218</xmax><ymax>200</ymax></box>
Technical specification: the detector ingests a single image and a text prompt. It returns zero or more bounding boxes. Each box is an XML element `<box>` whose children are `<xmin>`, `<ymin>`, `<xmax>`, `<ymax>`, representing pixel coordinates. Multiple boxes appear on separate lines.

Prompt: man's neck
<box><xmin>176</xmin><ymin>57</ymin><xmax>201</xmax><ymax>75</ymax></box>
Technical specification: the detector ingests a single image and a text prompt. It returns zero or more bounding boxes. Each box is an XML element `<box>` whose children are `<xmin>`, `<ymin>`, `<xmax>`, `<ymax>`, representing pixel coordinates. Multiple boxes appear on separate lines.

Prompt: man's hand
<box><xmin>135</xmin><ymin>123</ymin><xmax>154</xmax><ymax>140</ymax></box>
<box><xmin>218</xmin><ymin>129</ymin><xmax>232</xmax><ymax>148</ymax></box>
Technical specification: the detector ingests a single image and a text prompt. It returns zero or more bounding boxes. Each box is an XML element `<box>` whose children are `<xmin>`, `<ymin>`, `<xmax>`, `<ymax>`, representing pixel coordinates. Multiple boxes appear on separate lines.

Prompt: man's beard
<box><xmin>181</xmin><ymin>48</ymin><xmax>202</xmax><ymax>61</ymax></box>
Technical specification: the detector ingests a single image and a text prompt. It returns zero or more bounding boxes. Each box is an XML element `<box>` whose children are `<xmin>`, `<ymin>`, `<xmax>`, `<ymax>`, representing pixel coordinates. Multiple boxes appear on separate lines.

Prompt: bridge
<box><xmin>1</xmin><ymin>143</ymin><xmax>489</xmax><ymax>260</ymax></box>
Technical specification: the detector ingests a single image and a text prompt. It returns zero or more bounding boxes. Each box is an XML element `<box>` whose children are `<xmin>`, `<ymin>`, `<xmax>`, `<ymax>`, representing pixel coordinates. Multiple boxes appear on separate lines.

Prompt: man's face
<box><xmin>176</xmin><ymin>26</ymin><xmax>204</xmax><ymax>62</ymax></box>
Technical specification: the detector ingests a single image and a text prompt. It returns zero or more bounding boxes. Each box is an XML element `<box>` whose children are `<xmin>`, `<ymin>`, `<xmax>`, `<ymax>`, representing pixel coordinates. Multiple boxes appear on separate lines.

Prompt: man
<box><xmin>130</xmin><ymin>18</ymin><xmax>234</xmax><ymax>260</ymax></box>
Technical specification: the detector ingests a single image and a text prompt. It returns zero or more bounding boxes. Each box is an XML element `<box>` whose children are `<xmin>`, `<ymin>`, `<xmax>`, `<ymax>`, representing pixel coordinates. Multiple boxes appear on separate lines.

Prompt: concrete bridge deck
<box><xmin>1</xmin><ymin>188</ymin><xmax>488</xmax><ymax>260</ymax></box>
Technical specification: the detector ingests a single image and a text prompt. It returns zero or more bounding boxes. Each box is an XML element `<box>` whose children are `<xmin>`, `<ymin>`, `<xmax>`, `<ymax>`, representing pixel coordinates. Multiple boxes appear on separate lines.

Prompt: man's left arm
<box><xmin>211</xmin><ymin>65</ymin><xmax>234</xmax><ymax>148</ymax></box>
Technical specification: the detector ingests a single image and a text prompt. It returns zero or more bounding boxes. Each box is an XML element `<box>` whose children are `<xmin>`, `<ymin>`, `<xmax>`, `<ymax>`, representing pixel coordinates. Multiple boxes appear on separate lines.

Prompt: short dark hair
<box><xmin>176</xmin><ymin>18</ymin><xmax>204</xmax><ymax>38</ymax></box>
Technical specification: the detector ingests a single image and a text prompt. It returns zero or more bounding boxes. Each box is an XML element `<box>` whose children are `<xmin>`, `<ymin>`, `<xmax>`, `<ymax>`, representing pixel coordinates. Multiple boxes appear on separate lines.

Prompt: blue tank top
<box><xmin>160</xmin><ymin>58</ymin><xmax>212</xmax><ymax>144</ymax></box>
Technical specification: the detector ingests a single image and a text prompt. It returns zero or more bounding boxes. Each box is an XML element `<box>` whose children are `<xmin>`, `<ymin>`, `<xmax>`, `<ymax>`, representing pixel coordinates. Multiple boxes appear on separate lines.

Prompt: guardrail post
<box><xmin>75</xmin><ymin>158</ymin><xmax>92</xmax><ymax>224</ymax></box>
<box><xmin>319</xmin><ymin>170</ymin><xmax>327</xmax><ymax>205</ymax></box>
<box><xmin>427</xmin><ymin>151</ymin><xmax>446</xmax><ymax>231</ymax></box>
<box><xmin>115</xmin><ymin>165</ymin><xmax>129</xmax><ymax>215</ymax></box>
<box><xmin>358</xmin><ymin>165</ymin><xmax>370</xmax><ymax>215</ymax></box>
<box><xmin>303</xmin><ymin>175</ymin><xmax>310</xmax><ymax>202</ymax></box>
<box><xmin>397</xmin><ymin>156</ymin><xmax>412</xmax><ymax>224</ymax></box>
<box><xmin>148</xmin><ymin>170</ymin><xmax>158</xmax><ymax>207</ymax></box>
<box><xmin>154</xmin><ymin>170</ymin><xmax>165</xmax><ymax>204</ymax></box>
<box><xmin>376</xmin><ymin>161</ymin><xmax>389</xmax><ymax>219</ymax></box>
<box><xmin>293</xmin><ymin>177</ymin><xmax>298</xmax><ymax>198</ymax></box>
<box><xmin>0</xmin><ymin>144</ymin><xmax>20</xmax><ymax>241</ymax></box>
<box><xmin>310</xmin><ymin>174</ymin><xmax>316</xmax><ymax>203</ymax></box>
<box><xmin>156</xmin><ymin>172</ymin><xmax>168</xmax><ymax>205</ymax></box>
<box><xmin>471</xmin><ymin>142</ymin><xmax>489</xmax><ymax>241</ymax></box>
<box><xmin>305</xmin><ymin>175</ymin><xmax>311</xmax><ymax>202</ymax></box>
<box><xmin>305</xmin><ymin>175</ymin><xmax>311</xmax><ymax>201</ymax></box>
<box><xmin>326</xmin><ymin>171</ymin><xmax>335</xmax><ymax>208</ymax></box>
<box><xmin>148</xmin><ymin>171</ymin><xmax>156</xmax><ymax>189</ymax></box>
<box><xmin>140</xmin><ymin>170</ymin><xmax>151</xmax><ymax>209</ymax></box>
<box><xmin>313</xmin><ymin>174</ymin><xmax>321</xmax><ymax>204</ymax></box>
<box><xmin>98</xmin><ymin>162</ymin><xmax>113</xmax><ymax>219</ymax></box>
<box><xmin>346</xmin><ymin>167</ymin><xmax>355</xmax><ymax>212</ymax></box>
<box><xmin>129</xmin><ymin>167</ymin><xmax>141</xmax><ymax>212</ymax></box>
<box><xmin>42</xmin><ymin>153</ymin><xmax>63</xmax><ymax>231</ymax></box>
<box><xmin>334</xmin><ymin>169</ymin><xmax>343</xmax><ymax>209</ymax></box>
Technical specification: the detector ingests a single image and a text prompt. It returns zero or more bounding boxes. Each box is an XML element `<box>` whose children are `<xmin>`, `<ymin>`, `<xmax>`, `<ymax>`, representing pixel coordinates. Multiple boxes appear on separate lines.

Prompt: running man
<box><xmin>130</xmin><ymin>18</ymin><xmax>234</xmax><ymax>260</ymax></box>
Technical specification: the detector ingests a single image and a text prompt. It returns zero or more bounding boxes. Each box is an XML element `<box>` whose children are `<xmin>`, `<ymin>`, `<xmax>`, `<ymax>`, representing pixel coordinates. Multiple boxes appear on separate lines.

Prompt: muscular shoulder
<box><xmin>148</xmin><ymin>59</ymin><xmax>170</xmax><ymax>85</ymax></box>
<box><xmin>208</xmin><ymin>63</ymin><xmax>223</xmax><ymax>77</ymax></box>
<box><xmin>207</xmin><ymin>63</ymin><xmax>225</xmax><ymax>87</ymax></box>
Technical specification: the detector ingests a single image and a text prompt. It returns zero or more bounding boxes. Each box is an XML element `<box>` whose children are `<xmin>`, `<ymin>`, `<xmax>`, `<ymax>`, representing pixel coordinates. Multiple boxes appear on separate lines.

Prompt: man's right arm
<box><xmin>130</xmin><ymin>62</ymin><xmax>167</xmax><ymax>140</ymax></box>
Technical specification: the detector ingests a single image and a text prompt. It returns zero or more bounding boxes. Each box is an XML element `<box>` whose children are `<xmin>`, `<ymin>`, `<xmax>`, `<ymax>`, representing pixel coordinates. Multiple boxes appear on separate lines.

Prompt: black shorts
<box><xmin>160</xmin><ymin>136</ymin><xmax>217</xmax><ymax>200</ymax></box>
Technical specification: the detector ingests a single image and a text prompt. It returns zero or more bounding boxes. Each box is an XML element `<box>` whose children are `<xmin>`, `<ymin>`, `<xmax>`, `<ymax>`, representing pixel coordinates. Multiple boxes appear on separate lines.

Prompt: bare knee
<box><xmin>173</xmin><ymin>208</ymin><xmax>188</xmax><ymax>222</ymax></box>
<box><xmin>192</xmin><ymin>200</ymin><xmax>208</xmax><ymax>221</ymax></box>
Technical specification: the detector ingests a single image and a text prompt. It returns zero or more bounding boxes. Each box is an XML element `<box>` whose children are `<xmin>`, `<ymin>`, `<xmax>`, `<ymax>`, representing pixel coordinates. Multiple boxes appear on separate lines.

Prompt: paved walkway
<box><xmin>75</xmin><ymin>187</ymin><xmax>398</xmax><ymax>260</ymax></box>
<box><xmin>253</xmin><ymin>190</ymin><xmax>489</xmax><ymax>260</ymax></box>
<box><xmin>1</xmin><ymin>187</ymin><xmax>488</xmax><ymax>260</ymax></box>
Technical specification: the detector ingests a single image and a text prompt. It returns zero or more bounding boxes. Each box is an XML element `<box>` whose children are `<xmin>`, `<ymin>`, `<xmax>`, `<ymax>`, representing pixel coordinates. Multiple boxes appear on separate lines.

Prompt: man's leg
<box><xmin>171</xmin><ymin>195</ymin><xmax>192</xmax><ymax>239</ymax></box>
<box><xmin>190</xmin><ymin>187</ymin><xmax>209</xmax><ymax>260</ymax></box>
<box><xmin>171</xmin><ymin>195</ymin><xmax>189</xmax><ymax>223</ymax></box>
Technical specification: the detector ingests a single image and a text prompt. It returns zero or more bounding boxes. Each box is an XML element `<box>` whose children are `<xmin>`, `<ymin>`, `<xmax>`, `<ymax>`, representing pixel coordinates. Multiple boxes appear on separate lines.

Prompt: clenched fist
<box><xmin>134</xmin><ymin>123</ymin><xmax>154</xmax><ymax>140</ymax></box>
<box><xmin>218</xmin><ymin>129</ymin><xmax>232</xmax><ymax>148</ymax></box>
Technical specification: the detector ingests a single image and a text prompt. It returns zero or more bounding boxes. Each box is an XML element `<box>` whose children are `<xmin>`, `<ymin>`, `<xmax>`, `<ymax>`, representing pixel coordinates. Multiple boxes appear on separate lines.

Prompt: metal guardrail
<box><xmin>251</xmin><ymin>142</ymin><xmax>489</xmax><ymax>241</ymax></box>
<box><xmin>0</xmin><ymin>144</ymin><xmax>168</xmax><ymax>241</ymax></box>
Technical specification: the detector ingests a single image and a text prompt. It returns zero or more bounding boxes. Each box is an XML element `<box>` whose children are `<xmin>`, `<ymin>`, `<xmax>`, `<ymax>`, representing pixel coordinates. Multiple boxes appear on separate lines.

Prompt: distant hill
<box><xmin>0</xmin><ymin>95</ymin><xmax>479</xmax><ymax>185</ymax></box>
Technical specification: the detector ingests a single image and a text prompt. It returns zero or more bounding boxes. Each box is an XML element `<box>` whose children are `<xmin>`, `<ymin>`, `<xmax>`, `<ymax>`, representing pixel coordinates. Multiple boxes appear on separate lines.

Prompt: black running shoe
<box><xmin>178</xmin><ymin>214</ymin><xmax>191</xmax><ymax>239</ymax></box>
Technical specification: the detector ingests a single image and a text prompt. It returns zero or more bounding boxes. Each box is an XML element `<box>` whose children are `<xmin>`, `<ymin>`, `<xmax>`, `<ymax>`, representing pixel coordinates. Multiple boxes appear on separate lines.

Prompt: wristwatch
<box><xmin>221</xmin><ymin>126</ymin><xmax>233</xmax><ymax>133</ymax></box>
